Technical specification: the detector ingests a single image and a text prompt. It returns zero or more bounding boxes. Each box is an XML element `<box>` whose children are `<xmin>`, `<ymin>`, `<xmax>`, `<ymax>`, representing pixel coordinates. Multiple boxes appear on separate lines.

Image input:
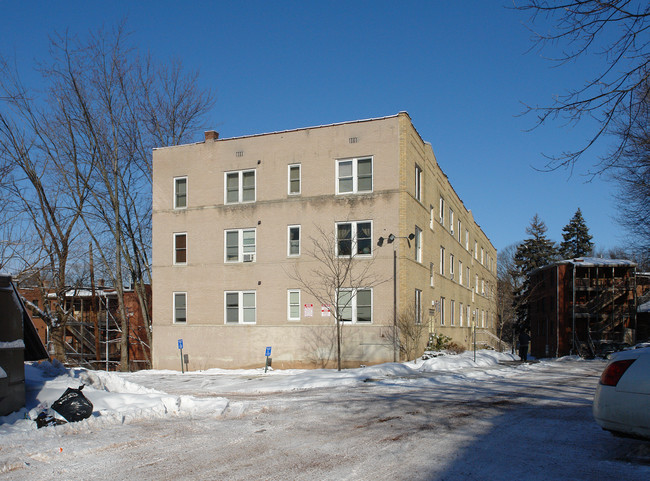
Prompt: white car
<box><xmin>593</xmin><ymin>346</ymin><xmax>650</xmax><ymax>440</ymax></box>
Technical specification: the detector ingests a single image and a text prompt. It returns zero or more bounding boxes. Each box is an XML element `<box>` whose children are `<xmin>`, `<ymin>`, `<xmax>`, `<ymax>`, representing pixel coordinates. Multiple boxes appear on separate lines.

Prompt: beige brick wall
<box><xmin>152</xmin><ymin>113</ymin><xmax>497</xmax><ymax>370</ymax></box>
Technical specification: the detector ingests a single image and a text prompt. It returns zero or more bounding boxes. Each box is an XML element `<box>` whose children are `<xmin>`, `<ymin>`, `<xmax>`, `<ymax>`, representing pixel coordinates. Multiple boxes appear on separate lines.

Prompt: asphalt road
<box><xmin>4</xmin><ymin>360</ymin><xmax>650</xmax><ymax>480</ymax></box>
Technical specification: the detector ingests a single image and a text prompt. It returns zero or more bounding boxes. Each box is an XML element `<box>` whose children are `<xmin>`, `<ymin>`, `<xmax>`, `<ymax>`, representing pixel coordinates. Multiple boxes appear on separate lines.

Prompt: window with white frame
<box><xmin>450</xmin><ymin>300</ymin><xmax>455</xmax><ymax>326</ymax></box>
<box><xmin>466</xmin><ymin>266</ymin><xmax>471</xmax><ymax>288</ymax></box>
<box><xmin>288</xmin><ymin>225</ymin><xmax>300</xmax><ymax>256</ymax></box>
<box><xmin>288</xmin><ymin>164</ymin><xmax>301</xmax><ymax>195</ymax></box>
<box><xmin>225</xmin><ymin>228</ymin><xmax>256</xmax><ymax>262</ymax></box>
<box><xmin>449</xmin><ymin>208</ymin><xmax>454</xmax><ymax>234</ymax></box>
<box><xmin>173</xmin><ymin>292</ymin><xmax>187</xmax><ymax>324</ymax></box>
<box><xmin>225</xmin><ymin>291</ymin><xmax>256</xmax><ymax>324</ymax></box>
<box><xmin>415</xmin><ymin>164</ymin><xmax>422</xmax><ymax>202</ymax></box>
<box><xmin>467</xmin><ymin>305</ymin><xmax>471</xmax><ymax>326</ymax></box>
<box><xmin>439</xmin><ymin>196</ymin><xmax>445</xmax><ymax>224</ymax></box>
<box><xmin>336</xmin><ymin>221</ymin><xmax>372</xmax><ymax>256</ymax></box>
<box><xmin>174</xmin><ymin>233</ymin><xmax>187</xmax><ymax>265</ymax></box>
<box><xmin>225</xmin><ymin>169</ymin><xmax>256</xmax><ymax>204</ymax></box>
<box><xmin>482</xmin><ymin>310</ymin><xmax>486</xmax><ymax>328</ymax></box>
<box><xmin>465</xmin><ymin>229</ymin><xmax>469</xmax><ymax>250</ymax></box>
<box><xmin>450</xmin><ymin>253</ymin><xmax>455</xmax><ymax>279</ymax></box>
<box><xmin>415</xmin><ymin>289</ymin><xmax>422</xmax><ymax>324</ymax></box>
<box><xmin>440</xmin><ymin>246</ymin><xmax>445</xmax><ymax>275</ymax></box>
<box><xmin>430</xmin><ymin>263</ymin><xmax>434</xmax><ymax>287</ymax></box>
<box><xmin>481</xmin><ymin>247</ymin><xmax>485</xmax><ymax>265</ymax></box>
<box><xmin>458</xmin><ymin>220</ymin><xmax>462</xmax><ymax>242</ymax></box>
<box><xmin>481</xmin><ymin>279</ymin><xmax>485</xmax><ymax>295</ymax></box>
<box><xmin>475</xmin><ymin>274</ymin><xmax>479</xmax><ymax>293</ymax></box>
<box><xmin>459</xmin><ymin>302</ymin><xmax>464</xmax><ymax>326</ymax></box>
<box><xmin>440</xmin><ymin>297</ymin><xmax>445</xmax><ymax>325</ymax></box>
<box><xmin>338</xmin><ymin>288</ymin><xmax>372</xmax><ymax>323</ymax></box>
<box><xmin>174</xmin><ymin>177</ymin><xmax>187</xmax><ymax>209</ymax></box>
<box><xmin>288</xmin><ymin>290</ymin><xmax>300</xmax><ymax>320</ymax></box>
<box><xmin>474</xmin><ymin>240</ymin><xmax>478</xmax><ymax>259</ymax></box>
<box><xmin>336</xmin><ymin>157</ymin><xmax>372</xmax><ymax>194</ymax></box>
<box><xmin>415</xmin><ymin>226</ymin><xmax>422</xmax><ymax>263</ymax></box>
<box><xmin>459</xmin><ymin>260</ymin><xmax>463</xmax><ymax>284</ymax></box>
<box><xmin>430</xmin><ymin>205</ymin><xmax>434</xmax><ymax>229</ymax></box>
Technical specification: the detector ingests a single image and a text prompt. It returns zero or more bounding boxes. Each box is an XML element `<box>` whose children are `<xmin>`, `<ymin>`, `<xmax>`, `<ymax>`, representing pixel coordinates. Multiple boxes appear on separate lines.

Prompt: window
<box><xmin>288</xmin><ymin>290</ymin><xmax>300</xmax><ymax>320</ymax></box>
<box><xmin>449</xmin><ymin>208</ymin><xmax>454</xmax><ymax>233</ymax></box>
<box><xmin>174</xmin><ymin>233</ymin><xmax>187</xmax><ymax>265</ymax></box>
<box><xmin>337</xmin><ymin>157</ymin><xmax>372</xmax><ymax>194</ymax></box>
<box><xmin>225</xmin><ymin>228</ymin><xmax>256</xmax><ymax>262</ymax></box>
<box><xmin>415</xmin><ymin>164</ymin><xmax>422</xmax><ymax>202</ymax></box>
<box><xmin>481</xmin><ymin>247</ymin><xmax>485</xmax><ymax>265</ymax></box>
<box><xmin>467</xmin><ymin>305</ymin><xmax>471</xmax><ymax>326</ymax></box>
<box><xmin>225</xmin><ymin>170</ymin><xmax>256</xmax><ymax>204</ymax></box>
<box><xmin>458</xmin><ymin>220</ymin><xmax>462</xmax><ymax>242</ymax></box>
<box><xmin>338</xmin><ymin>288</ymin><xmax>372</xmax><ymax>323</ymax></box>
<box><xmin>430</xmin><ymin>205</ymin><xmax>434</xmax><ymax>230</ymax></box>
<box><xmin>288</xmin><ymin>164</ymin><xmax>301</xmax><ymax>195</ymax></box>
<box><xmin>440</xmin><ymin>246</ymin><xmax>445</xmax><ymax>275</ymax></box>
<box><xmin>459</xmin><ymin>260</ymin><xmax>463</xmax><ymax>284</ymax></box>
<box><xmin>173</xmin><ymin>292</ymin><xmax>187</xmax><ymax>324</ymax></box>
<box><xmin>450</xmin><ymin>253</ymin><xmax>455</xmax><ymax>279</ymax></box>
<box><xmin>481</xmin><ymin>279</ymin><xmax>485</xmax><ymax>295</ymax></box>
<box><xmin>459</xmin><ymin>302</ymin><xmax>464</xmax><ymax>327</ymax></box>
<box><xmin>439</xmin><ymin>196</ymin><xmax>445</xmax><ymax>224</ymax></box>
<box><xmin>415</xmin><ymin>226</ymin><xmax>422</xmax><ymax>262</ymax></box>
<box><xmin>174</xmin><ymin>177</ymin><xmax>187</xmax><ymax>209</ymax></box>
<box><xmin>225</xmin><ymin>291</ymin><xmax>256</xmax><ymax>324</ymax></box>
<box><xmin>450</xmin><ymin>300</ymin><xmax>455</xmax><ymax>326</ymax></box>
<box><xmin>440</xmin><ymin>297</ymin><xmax>445</xmax><ymax>326</ymax></box>
<box><xmin>482</xmin><ymin>310</ymin><xmax>486</xmax><ymax>328</ymax></box>
<box><xmin>430</xmin><ymin>263</ymin><xmax>434</xmax><ymax>287</ymax></box>
<box><xmin>474</xmin><ymin>240</ymin><xmax>478</xmax><ymax>259</ymax></box>
<box><xmin>475</xmin><ymin>274</ymin><xmax>479</xmax><ymax>293</ymax></box>
<box><xmin>336</xmin><ymin>221</ymin><xmax>372</xmax><ymax>256</ymax></box>
<box><xmin>466</xmin><ymin>266</ymin><xmax>471</xmax><ymax>288</ymax></box>
<box><xmin>288</xmin><ymin>225</ymin><xmax>300</xmax><ymax>256</ymax></box>
<box><xmin>465</xmin><ymin>229</ymin><xmax>469</xmax><ymax>250</ymax></box>
<box><xmin>415</xmin><ymin>289</ymin><xmax>422</xmax><ymax>324</ymax></box>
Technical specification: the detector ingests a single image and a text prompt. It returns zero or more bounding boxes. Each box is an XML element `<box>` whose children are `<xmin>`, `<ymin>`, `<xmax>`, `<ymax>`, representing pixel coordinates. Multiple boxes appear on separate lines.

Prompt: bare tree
<box><xmin>516</xmin><ymin>0</ymin><xmax>650</xmax><ymax>172</ymax></box>
<box><xmin>610</xmin><ymin>79</ymin><xmax>650</xmax><ymax>253</ymax></box>
<box><xmin>288</xmin><ymin>224</ymin><xmax>386</xmax><ymax>371</ymax></box>
<box><xmin>0</xmin><ymin>23</ymin><xmax>213</xmax><ymax>370</ymax></box>
<box><xmin>385</xmin><ymin>301</ymin><xmax>428</xmax><ymax>363</ymax></box>
<box><xmin>0</xmin><ymin>69</ymin><xmax>91</xmax><ymax>360</ymax></box>
<box><xmin>497</xmin><ymin>244</ymin><xmax>521</xmax><ymax>347</ymax></box>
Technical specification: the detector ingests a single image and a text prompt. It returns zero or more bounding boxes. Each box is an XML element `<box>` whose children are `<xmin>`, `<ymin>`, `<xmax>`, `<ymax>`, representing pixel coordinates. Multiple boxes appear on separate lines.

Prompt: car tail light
<box><xmin>600</xmin><ymin>359</ymin><xmax>636</xmax><ymax>386</ymax></box>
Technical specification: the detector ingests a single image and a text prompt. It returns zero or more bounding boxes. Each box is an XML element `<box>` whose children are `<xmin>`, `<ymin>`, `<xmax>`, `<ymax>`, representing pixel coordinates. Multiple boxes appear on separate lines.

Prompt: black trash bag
<box><xmin>50</xmin><ymin>385</ymin><xmax>93</xmax><ymax>422</ymax></box>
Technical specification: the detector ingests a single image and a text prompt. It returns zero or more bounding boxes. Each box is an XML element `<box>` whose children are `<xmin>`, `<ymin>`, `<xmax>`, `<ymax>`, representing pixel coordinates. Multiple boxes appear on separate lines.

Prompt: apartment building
<box><xmin>152</xmin><ymin>112</ymin><xmax>497</xmax><ymax>370</ymax></box>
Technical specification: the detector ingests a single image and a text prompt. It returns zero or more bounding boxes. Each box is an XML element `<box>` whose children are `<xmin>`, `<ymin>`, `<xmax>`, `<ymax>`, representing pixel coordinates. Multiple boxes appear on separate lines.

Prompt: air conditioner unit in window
<box><xmin>243</xmin><ymin>253</ymin><xmax>255</xmax><ymax>262</ymax></box>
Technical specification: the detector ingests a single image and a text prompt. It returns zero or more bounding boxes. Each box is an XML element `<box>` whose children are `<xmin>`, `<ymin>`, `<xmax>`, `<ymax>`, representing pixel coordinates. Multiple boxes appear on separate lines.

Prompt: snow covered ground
<box><xmin>1</xmin><ymin>351</ymin><xmax>649</xmax><ymax>480</ymax></box>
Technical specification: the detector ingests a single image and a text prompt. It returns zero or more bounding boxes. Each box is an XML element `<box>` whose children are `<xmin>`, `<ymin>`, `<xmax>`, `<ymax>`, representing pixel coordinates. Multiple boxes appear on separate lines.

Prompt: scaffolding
<box><xmin>57</xmin><ymin>289</ymin><xmax>123</xmax><ymax>370</ymax></box>
<box><xmin>570</xmin><ymin>263</ymin><xmax>637</xmax><ymax>358</ymax></box>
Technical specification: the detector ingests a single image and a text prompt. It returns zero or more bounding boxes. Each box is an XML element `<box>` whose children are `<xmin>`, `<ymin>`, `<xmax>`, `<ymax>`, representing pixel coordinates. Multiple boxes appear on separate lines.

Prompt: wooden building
<box><xmin>0</xmin><ymin>275</ymin><xmax>48</xmax><ymax>416</ymax></box>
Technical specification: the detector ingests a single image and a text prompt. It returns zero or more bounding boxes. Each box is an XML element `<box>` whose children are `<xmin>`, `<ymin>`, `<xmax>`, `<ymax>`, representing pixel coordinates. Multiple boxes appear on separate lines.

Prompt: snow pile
<box><xmin>0</xmin><ymin>360</ymin><xmax>229</xmax><ymax>433</ymax></box>
<box><xmin>0</xmin><ymin>350</ymin><xmax>517</xmax><ymax>433</ymax></box>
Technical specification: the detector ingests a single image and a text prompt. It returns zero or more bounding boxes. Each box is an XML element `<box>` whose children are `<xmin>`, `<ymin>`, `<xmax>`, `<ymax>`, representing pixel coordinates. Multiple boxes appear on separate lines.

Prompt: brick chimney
<box><xmin>204</xmin><ymin>130</ymin><xmax>219</xmax><ymax>142</ymax></box>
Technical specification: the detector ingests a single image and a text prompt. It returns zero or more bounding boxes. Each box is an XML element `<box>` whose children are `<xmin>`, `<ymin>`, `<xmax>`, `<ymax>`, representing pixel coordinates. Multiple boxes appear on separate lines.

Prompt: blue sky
<box><xmin>1</xmin><ymin>1</ymin><xmax>623</xmax><ymax>253</ymax></box>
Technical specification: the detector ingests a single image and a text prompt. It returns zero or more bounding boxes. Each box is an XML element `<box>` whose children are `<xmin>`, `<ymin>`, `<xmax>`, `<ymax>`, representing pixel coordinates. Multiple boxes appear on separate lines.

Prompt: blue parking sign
<box><xmin>265</xmin><ymin>346</ymin><xmax>271</xmax><ymax>357</ymax></box>
<box><xmin>178</xmin><ymin>339</ymin><xmax>183</xmax><ymax>350</ymax></box>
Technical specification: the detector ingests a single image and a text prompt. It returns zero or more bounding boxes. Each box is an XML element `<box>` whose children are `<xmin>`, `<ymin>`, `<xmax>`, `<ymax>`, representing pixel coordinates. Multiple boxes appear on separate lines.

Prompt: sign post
<box><xmin>264</xmin><ymin>346</ymin><xmax>272</xmax><ymax>373</ymax></box>
<box><xmin>178</xmin><ymin>339</ymin><xmax>184</xmax><ymax>374</ymax></box>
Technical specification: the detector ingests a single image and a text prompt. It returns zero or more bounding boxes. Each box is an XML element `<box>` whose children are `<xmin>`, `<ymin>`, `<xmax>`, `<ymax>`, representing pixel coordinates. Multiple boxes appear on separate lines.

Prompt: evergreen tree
<box><xmin>512</xmin><ymin>215</ymin><xmax>558</xmax><ymax>331</ymax></box>
<box><xmin>559</xmin><ymin>208</ymin><xmax>594</xmax><ymax>259</ymax></box>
